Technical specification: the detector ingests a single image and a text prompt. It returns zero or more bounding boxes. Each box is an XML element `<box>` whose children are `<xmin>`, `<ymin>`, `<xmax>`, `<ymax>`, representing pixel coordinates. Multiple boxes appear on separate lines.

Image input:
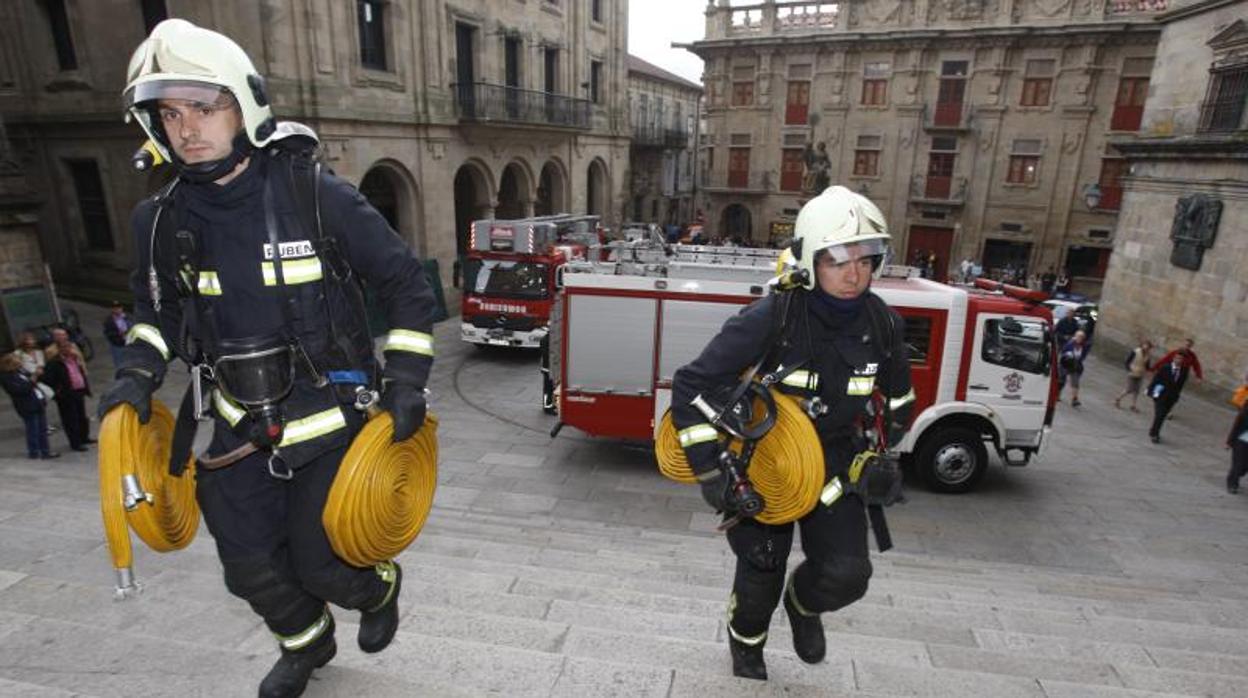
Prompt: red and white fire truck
<box><xmin>460</xmin><ymin>214</ymin><xmax>602</xmax><ymax>348</ymax></box>
<box><xmin>546</xmin><ymin>252</ymin><xmax>1058</xmax><ymax>493</ymax></box>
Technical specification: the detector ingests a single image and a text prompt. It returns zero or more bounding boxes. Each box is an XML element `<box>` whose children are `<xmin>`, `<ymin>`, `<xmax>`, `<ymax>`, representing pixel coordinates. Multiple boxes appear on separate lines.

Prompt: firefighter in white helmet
<box><xmin>98</xmin><ymin>19</ymin><xmax>436</xmax><ymax>698</ymax></box>
<box><xmin>670</xmin><ymin>186</ymin><xmax>916</xmax><ymax>680</ymax></box>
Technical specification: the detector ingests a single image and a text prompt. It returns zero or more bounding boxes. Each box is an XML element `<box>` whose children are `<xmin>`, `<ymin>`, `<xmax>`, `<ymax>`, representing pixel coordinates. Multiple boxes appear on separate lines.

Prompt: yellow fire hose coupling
<box><xmin>323</xmin><ymin>411</ymin><xmax>440</xmax><ymax>568</ymax></box>
<box><xmin>656</xmin><ymin>389</ymin><xmax>824</xmax><ymax>525</ymax></box>
<box><xmin>97</xmin><ymin>401</ymin><xmax>199</xmax><ymax>601</ymax></box>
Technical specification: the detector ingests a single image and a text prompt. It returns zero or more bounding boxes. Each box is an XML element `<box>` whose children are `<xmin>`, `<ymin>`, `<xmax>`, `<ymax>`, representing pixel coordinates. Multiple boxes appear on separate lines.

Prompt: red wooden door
<box><xmin>785</xmin><ymin>81</ymin><xmax>810</xmax><ymax>125</ymax></box>
<box><xmin>935</xmin><ymin>78</ymin><xmax>965</xmax><ymax>126</ymax></box>
<box><xmin>907</xmin><ymin>225</ymin><xmax>954</xmax><ymax>282</ymax></box>
<box><xmin>728</xmin><ymin>147</ymin><xmax>750</xmax><ymax>188</ymax></box>
<box><xmin>1111</xmin><ymin>78</ymin><xmax>1148</xmax><ymax>131</ymax></box>
<box><xmin>926</xmin><ymin>152</ymin><xmax>955</xmax><ymax>199</ymax></box>
<box><xmin>1097</xmin><ymin>159</ymin><xmax>1128</xmax><ymax>211</ymax></box>
<box><xmin>780</xmin><ymin>148</ymin><xmax>805</xmax><ymax>191</ymax></box>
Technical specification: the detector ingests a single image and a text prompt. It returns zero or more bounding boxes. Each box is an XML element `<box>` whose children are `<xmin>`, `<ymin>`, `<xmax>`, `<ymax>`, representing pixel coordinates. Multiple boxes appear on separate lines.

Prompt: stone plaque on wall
<box><xmin>1169</xmin><ymin>194</ymin><xmax>1222</xmax><ymax>271</ymax></box>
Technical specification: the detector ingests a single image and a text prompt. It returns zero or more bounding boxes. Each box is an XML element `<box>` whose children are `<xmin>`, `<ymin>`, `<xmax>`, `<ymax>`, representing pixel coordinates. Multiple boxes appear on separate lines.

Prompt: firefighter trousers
<box><xmin>725</xmin><ymin>490</ymin><xmax>871</xmax><ymax>641</ymax></box>
<box><xmin>195</xmin><ymin>445</ymin><xmax>387</xmax><ymax>640</ymax></box>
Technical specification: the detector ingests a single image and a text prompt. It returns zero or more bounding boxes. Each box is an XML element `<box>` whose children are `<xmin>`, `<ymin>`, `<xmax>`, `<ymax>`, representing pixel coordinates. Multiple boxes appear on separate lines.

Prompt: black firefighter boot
<box><xmin>784</xmin><ymin>579</ymin><xmax>826</xmax><ymax>664</ymax></box>
<box><xmin>727</xmin><ymin>628</ymin><xmax>768</xmax><ymax>680</ymax></box>
<box><xmin>358</xmin><ymin>560</ymin><xmax>402</xmax><ymax>653</ymax></box>
<box><xmin>259</xmin><ymin>612</ymin><xmax>337</xmax><ymax>698</ymax></box>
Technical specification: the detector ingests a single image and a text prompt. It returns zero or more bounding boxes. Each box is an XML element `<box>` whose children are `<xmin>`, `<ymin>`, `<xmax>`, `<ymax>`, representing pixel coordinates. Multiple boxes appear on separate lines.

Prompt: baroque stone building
<box><xmin>1099</xmin><ymin>0</ymin><xmax>1247</xmax><ymax>393</ymax></box>
<box><xmin>625</xmin><ymin>55</ymin><xmax>701</xmax><ymax>228</ymax></box>
<box><xmin>689</xmin><ymin>0</ymin><xmax>1164</xmax><ymax>291</ymax></box>
<box><xmin>0</xmin><ymin>0</ymin><xmax>631</xmax><ymax>298</ymax></box>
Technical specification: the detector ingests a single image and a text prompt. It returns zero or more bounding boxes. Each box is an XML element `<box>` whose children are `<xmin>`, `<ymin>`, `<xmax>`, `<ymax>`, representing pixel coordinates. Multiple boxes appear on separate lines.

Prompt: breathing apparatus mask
<box><xmin>210</xmin><ymin>335</ymin><xmax>296</xmax><ymax>448</ymax></box>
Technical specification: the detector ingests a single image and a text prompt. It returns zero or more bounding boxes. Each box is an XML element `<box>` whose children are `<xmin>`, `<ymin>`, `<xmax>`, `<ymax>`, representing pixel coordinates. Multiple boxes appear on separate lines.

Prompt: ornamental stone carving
<box><xmin>1169</xmin><ymin>194</ymin><xmax>1222</xmax><ymax>271</ymax></box>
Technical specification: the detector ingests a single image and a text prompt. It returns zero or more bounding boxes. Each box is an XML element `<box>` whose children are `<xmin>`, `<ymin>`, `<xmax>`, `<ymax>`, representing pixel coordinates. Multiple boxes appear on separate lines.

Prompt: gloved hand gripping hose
<box><xmin>323</xmin><ymin>411</ymin><xmax>439</xmax><ymax>568</ymax></box>
<box><xmin>657</xmin><ymin>388</ymin><xmax>823</xmax><ymax>525</ymax></box>
<box><xmin>98</xmin><ymin>401</ymin><xmax>199</xmax><ymax>600</ymax></box>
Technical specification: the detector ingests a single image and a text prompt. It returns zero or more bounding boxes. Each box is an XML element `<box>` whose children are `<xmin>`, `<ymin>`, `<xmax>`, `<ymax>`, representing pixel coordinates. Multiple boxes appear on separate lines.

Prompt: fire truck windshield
<box><xmin>465</xmin><ymin>259</ymin><xmax>549</xmax><ymax>300</ymax></box>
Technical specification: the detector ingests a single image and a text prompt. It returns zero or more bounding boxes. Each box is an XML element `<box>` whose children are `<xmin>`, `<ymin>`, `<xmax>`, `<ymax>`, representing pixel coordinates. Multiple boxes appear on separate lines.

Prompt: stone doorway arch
<box><xmin>453</xmin><ymin>161</ymin><xmax>494</xmax><ymax>257</ymax></box>
<box><xmin>535</xmin><ymin>159</ymin><xmax>568</xmax><ymax>216</ymax></box>
<box><xmin>721</xmin><ymin>203</ymin><xmax>752</xmax><ymax>241</ymax></box>
<box><xmin>586</xmin><ymin>159</ymin><xmax>609</xmax><ymax>216</ymax></box>
<box><xmin>496</xmin><ymin>161</ymin><xmax>534</xmax><ymax>220</ymax></box>
<box><xmin>358</xmin><ymin>161</ymin><xmax>424</xmax><ymax>255</ymax></box>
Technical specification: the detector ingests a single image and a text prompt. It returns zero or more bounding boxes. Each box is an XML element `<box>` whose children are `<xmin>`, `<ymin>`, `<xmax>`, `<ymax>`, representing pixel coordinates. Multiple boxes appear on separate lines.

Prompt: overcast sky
<box><xmin>626</xmin><ymin>0</ymin><xmax>708</xmax><ymax>84</ymax></box>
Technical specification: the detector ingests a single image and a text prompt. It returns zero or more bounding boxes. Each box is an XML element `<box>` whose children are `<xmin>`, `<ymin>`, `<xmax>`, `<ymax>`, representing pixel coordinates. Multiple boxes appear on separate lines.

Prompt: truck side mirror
<box><xmin>555</xmin><ymin>265</ymin><xmax>566</xmax><ymax>290</ymax></box>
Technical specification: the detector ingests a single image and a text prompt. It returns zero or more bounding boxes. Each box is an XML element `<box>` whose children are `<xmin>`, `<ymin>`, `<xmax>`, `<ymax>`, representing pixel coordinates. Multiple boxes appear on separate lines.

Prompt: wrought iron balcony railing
<box><xmin>632</xmin><ymin>125</ymin><xmax>690</xmax><ymax>148</ymax></box>
<box><xmin>451</xmin><ymin>82</ymin><xmax>591</xmax><ymax>129</ymax></box>
<box><xmin>702</xmin><ymin>170</ymin><xmax>772</xmax><ymax>193</ymax></box>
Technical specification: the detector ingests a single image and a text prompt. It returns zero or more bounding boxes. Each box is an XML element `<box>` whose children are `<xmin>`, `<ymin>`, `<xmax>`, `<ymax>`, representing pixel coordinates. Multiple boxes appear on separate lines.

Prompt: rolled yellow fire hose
<box><xmin>98</xmin><ymin>401</ymin><xmax>198</xmax><ymax>598</ymax></box>
<box><xmin>323</xmin><ymin>411</ymin><xmax>439</xmax><ymax>568</ymax></box>
<box><xmin>656</xmin><ymin>389</ymin><xmax>823</xmax><ymax>525</ymax></box>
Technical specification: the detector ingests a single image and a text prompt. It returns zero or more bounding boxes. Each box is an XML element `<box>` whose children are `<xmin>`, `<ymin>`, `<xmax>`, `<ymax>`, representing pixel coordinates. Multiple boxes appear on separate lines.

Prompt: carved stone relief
<box><xmin>1170</xmin><ymin>194</ymin><xmax>1223</xmax><ymax>271</ymax></box>
<box><xmin>1061</xmin><ymin>132</ymin><xmax>1082</xmax><ymax>154</ymax></box>
<box><xmin>1034</xmin><ymin>0</ymin><xmax>1074</xmax><ymax>18</ymax></box>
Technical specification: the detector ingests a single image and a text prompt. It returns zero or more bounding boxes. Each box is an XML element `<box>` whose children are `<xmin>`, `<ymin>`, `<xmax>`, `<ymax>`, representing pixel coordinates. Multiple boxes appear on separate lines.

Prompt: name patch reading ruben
<box><xmin>263</xmin><ymin>240</ymin><xmax>316</xmax><ymax>260</ymax></box>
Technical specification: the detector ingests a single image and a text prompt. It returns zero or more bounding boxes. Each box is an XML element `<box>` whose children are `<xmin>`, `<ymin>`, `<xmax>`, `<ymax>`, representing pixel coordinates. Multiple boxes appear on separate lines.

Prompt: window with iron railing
<box><xmin>854</xmin><ymin>135</ymin><xmax>882</xmax><ymax>176</ymax></box>
<box><xmin>1199</xmin><ymin>63</ymin><xmax>1248</xmax><ymax>133</ymax></box>
<box><xmin>1020</xmin><ymin>59</ymin><xmax>1055</xmax><ymax>107</ymax></box>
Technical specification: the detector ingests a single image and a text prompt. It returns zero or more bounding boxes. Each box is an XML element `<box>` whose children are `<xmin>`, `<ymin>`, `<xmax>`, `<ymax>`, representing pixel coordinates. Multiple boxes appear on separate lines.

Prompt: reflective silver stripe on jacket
<box><xmin>212</xmin><ymin>389</ymin><xmax>245</xmax><ymax>427</ymax></box>
<box><xmin>261</xmin><ymin>258</ymin><xmax>323</xmax><ymax>286</ymax></box>
<box><xmin>889</xmin><ymin>388</ymin><xmax>916</xmax><ymax>410</ymax></box>
<box><xmin>383</xmin><ymin>329</ymin><xmax>434</xmax><ymax>356</ymax></box>
<box><xmin>275</xmin><ymin>610</ymin><xmax>330</xmax><ymax>650</ymax></box>
<box><xmin>678</xmin><ymin>424</ymin><xmax>719</xmax><ymax>447</ymax></box>
<box><xmin>781</xmin><ymin>369</ymin><xmax>819</xmax><ymax>391</ymax></box>
<box><xmin>125</xmin><ymin>323</ymin><xmax>170</xmax><ymax>361</ymax></box>
<box><xmin>278</xmin><ymin>407</ymin><xmax>347</xmax><ymax>448</ymax></box>
<box><xmin>196</xmin><ymin>271</ymin><xmax>223</xmax><ymax>296</ymax></box>
<box><xmin>846</xmin><ymin>375</ymin><xmax>875</xmax><ymax>396</ymax></box>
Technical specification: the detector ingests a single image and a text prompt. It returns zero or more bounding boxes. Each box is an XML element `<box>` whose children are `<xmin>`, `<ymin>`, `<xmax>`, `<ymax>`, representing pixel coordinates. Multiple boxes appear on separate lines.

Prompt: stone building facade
<box><xmin>625</xmin><ymin>55</ymin><xmax>701</xmax><ymax>229</ymax></box>
<box><xmin>0</xmin><ymin>0</ymin><xmax>631</xmax><ymax>298</ymax></box>
<box><xmin>0</xmin><ymin>116</ymin><xmax>51</xmax><ymax>350</ymax></box>
<box><xmin>689</xmin><ymin>0</ymin><xmax>1165</xmax><ymax>293</ymax></box>
<box><xmin>1099</xmin><ymin>0</ymin><xmax>1247</xmax><ymax>393</ymax></box>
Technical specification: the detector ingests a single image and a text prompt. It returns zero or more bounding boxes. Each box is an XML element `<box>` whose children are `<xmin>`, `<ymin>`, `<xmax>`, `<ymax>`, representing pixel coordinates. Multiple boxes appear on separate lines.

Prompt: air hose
<box><xmin>656</xmin><ymin>389</ymin><xmax>823</xmax><ymax>524</ymax></box>
<box><xmin>98</xmin><ymin>401</ymin><xmax>199</xmax><ymax>599</ymax></box>
<box><xmin>323</xmin><ymin>411</ymin><xmax>439</xmax><ymax>568</ymax></box>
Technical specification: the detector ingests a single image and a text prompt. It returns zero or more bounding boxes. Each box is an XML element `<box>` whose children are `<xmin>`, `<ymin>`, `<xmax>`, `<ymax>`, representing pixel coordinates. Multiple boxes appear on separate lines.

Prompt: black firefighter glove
<box><xmin>696</xmin><ymin>470</ymin><xmax>728</xmax><ymax>512</ymax></box>
<box><xmin>381</xmin><ymin>382</ymin><xmax>427</xmax><ymax>442</ymax></box>
<box><xmin>848</xmin><ymin>450</ymin><xmax>905</xmax><ymax>507</ymax></box>
<box><xmin>96</xmin><ymin>369</ymin><xmax>156</xmax><ymax>424</ymax></box>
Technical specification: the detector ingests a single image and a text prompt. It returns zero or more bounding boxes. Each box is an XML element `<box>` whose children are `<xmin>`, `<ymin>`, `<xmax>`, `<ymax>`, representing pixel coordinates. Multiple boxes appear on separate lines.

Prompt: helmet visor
<box><xmin>816</xmin><ymin>238</ymin><xmax>890</xmax><ymax>266</ymax></box>
<box><xmin>124</xmin><ymin>80</ymin><xmax>232</xmax><ymax>110</ymax></box>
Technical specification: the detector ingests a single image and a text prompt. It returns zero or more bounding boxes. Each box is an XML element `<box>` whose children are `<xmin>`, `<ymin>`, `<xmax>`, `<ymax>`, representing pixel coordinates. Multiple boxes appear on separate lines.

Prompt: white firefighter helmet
<box><xmin>790</xmin><ymin>185</ymin><xmax>891</xmax><ymax>290</ymax></box>
<box><xmin>122</xmin><ymin>19</ymin><xmax>275</xmax><ymax>162</ymax></box>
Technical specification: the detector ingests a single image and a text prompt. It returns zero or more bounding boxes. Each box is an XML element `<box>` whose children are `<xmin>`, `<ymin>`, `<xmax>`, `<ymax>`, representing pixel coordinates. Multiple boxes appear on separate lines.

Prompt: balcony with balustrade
<box><xmin>451</xmin><ymin>83</ymin><xmax>591</xmax><ymax>130</ymax></box>
<box><xmin>702</xmin><ymin>170</ymin><xmax>772</xmax><ymax>194</ymax></box>
<box><xmin>632</xmin><ymin>125</ymin><xmax>690</xmax><ymax>149</ymax></box>
<box><xmin>909</xmin><ymin>175</ymin><xmax>968</xmax><ymax>208</ymax></box>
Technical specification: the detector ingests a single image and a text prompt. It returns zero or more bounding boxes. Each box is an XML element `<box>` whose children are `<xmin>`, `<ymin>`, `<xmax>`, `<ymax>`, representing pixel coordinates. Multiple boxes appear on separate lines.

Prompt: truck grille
<box><xmin>468</xmin><ymin>315</ymin><xmax>542</xmax><ymax>332</ymax></box>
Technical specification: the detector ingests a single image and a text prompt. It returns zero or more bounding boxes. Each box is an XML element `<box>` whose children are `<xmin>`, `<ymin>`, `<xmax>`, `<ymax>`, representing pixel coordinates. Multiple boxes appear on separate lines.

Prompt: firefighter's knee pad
<box><xmin>297</xmin><ymin>559</ymin><xmax>383</xmax><ymax>611</ymax></box>
<box><xmin>222</xmin><ymin>556</ymin><xmax>324</xmax><ymax>634</ymax></box>
<box><xmin>801</xmin><ymin>555</ymin><xmax>872</xmax><ymax>613</ymax></box>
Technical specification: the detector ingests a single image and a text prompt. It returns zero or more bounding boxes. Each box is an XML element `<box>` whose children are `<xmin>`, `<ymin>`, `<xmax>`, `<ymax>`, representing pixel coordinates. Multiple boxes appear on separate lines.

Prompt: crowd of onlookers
<box><xmin>0</xmin><ymin>302</ymin><xmax>131</xmax><ymax>460</ymax></box>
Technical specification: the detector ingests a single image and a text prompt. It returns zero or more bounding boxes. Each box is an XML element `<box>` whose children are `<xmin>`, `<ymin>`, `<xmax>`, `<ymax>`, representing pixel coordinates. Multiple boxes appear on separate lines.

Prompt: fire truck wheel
<box><xmin>916</xmin><ymin>427</ymin><xmax>988</xmax><ymax>494</ymax></box>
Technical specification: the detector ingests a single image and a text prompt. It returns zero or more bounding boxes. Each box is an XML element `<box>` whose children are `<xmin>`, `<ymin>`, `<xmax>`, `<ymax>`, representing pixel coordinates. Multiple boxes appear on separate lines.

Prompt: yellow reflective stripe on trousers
<box><xmin>678</xmin><ymin>423</ymin><xmax>718</xmax><ymax>447</ymax></box>
<box><xmin>846</xmin><ymin>376</ymin><xmax>875</xmax><ymax>396</ymax></box>
<box><xmin>261</xmin><ymin>258</ymin><xmax>323</xmax><ymax>286</ymax></box>
<box><xmin>278</xmin><ymin>407</ymin><xmax>347</xmax><ymax>448</ymax></box>
<box><xmin>383</xmin><ymin>329</ymin><xmax>434</xmax><ymax>356</ymax></box>
<box><xmin>727</xmin><ymin>622</ymin><xmax>767</xmax><ymax>646</ymax></box>
<box><xmin>781</xmin><ymin>370</ymin><xmax>819</xmax><ymax>391</ymax></box>
<box><xmin>275</xmin><ymin>610</ymin><xmax>330</xmax><ymax>650</ymax></box>
<box><xmin>196</xmin><ymin>271</ymin><xmax>223</xmax><ymax>296</ymax></box>
<box><xmin>125</xmin><ymin>323</ymin><xmax>170</xmax><ymax>360</ymax></box>
<box><xmin>212</xmin><ymin>389</ymin><xmax>246</xmax><ymax>427</ymax></box>
<box><xmin>889</xmin><ymin>388</ymin><xmax>917</xmax><ymax>410</ymax></box>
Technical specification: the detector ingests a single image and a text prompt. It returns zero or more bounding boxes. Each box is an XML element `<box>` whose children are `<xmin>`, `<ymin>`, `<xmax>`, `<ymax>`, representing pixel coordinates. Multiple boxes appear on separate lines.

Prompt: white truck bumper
<box><xmin>460</xmin><ymin>322</ymin><xmax>547</xmax><ymax>348</ymax></box>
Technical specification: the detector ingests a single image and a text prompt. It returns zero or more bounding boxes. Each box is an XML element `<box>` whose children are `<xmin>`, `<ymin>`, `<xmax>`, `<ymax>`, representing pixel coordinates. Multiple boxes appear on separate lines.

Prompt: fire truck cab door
<box><xmin>965</xmin><ymin>313</ymin><xmax>1051</xmax><ymax>442</ymax></box>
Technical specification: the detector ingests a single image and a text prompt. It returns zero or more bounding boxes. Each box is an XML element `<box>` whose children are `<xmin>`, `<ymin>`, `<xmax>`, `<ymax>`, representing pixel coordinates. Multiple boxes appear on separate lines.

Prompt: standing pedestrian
<box><xmin>42</xmin><ymin>329</ymin><xmax>92</xmax><ymax>452</ymax></box>
<box><xmin>97</xmin><ymin>19</ymin><xmax>436</xmax><ymax>697</ymax></box>
<box><xmin>1058</xmin><ymin>330</ymin><xmax>1090</xmax><ymax>407</ymax></box>
<box><xmin>1115</xmin><ymin>339</ymin><xmax>1152</xmax><ymax>411</ymax></box>
<box><xmin>1054</xmin><ymin>269</ymin><xmax>1071</xmax><ymax>296</ymax></box>
<box><xmin>671</xmin><ymin>186</ymin><xmax>913</xmax><ymax>680</ymax></box>
<box><xmin>1226</xmin><ymin>399</ymin><xmax>1248</xmax><ymax>494</ymax></box>
<box><xmin>1041</xmin><ymin>266</ymin><xmax>1056</xmax><ymax>295</ymax></box>
<box><xmin>0</xmin><ymin>353</ymin><xmax>59</xmax><ymax>459</ymax></box>
<box><xmin>15</xmin><ymin>331</ymin><xmax>46</xmax><ymax>378</ymax></box>
<box><xmin>102</xmin><ymin>300</ymin><xmax>133</xmax><ymax>368</ymax></box>
<box><xmin>1147</xmin><ymin>353</ymin><xmax>1189</xmax><ymax>443</ymax></box>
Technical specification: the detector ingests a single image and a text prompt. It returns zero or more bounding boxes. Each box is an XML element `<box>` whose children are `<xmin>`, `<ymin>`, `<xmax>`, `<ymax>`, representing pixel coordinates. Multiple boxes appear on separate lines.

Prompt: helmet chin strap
<box><xmin>175</xmin><ymin>133</ymin><xmax>253</xmax><ymax>184</ymax></box>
